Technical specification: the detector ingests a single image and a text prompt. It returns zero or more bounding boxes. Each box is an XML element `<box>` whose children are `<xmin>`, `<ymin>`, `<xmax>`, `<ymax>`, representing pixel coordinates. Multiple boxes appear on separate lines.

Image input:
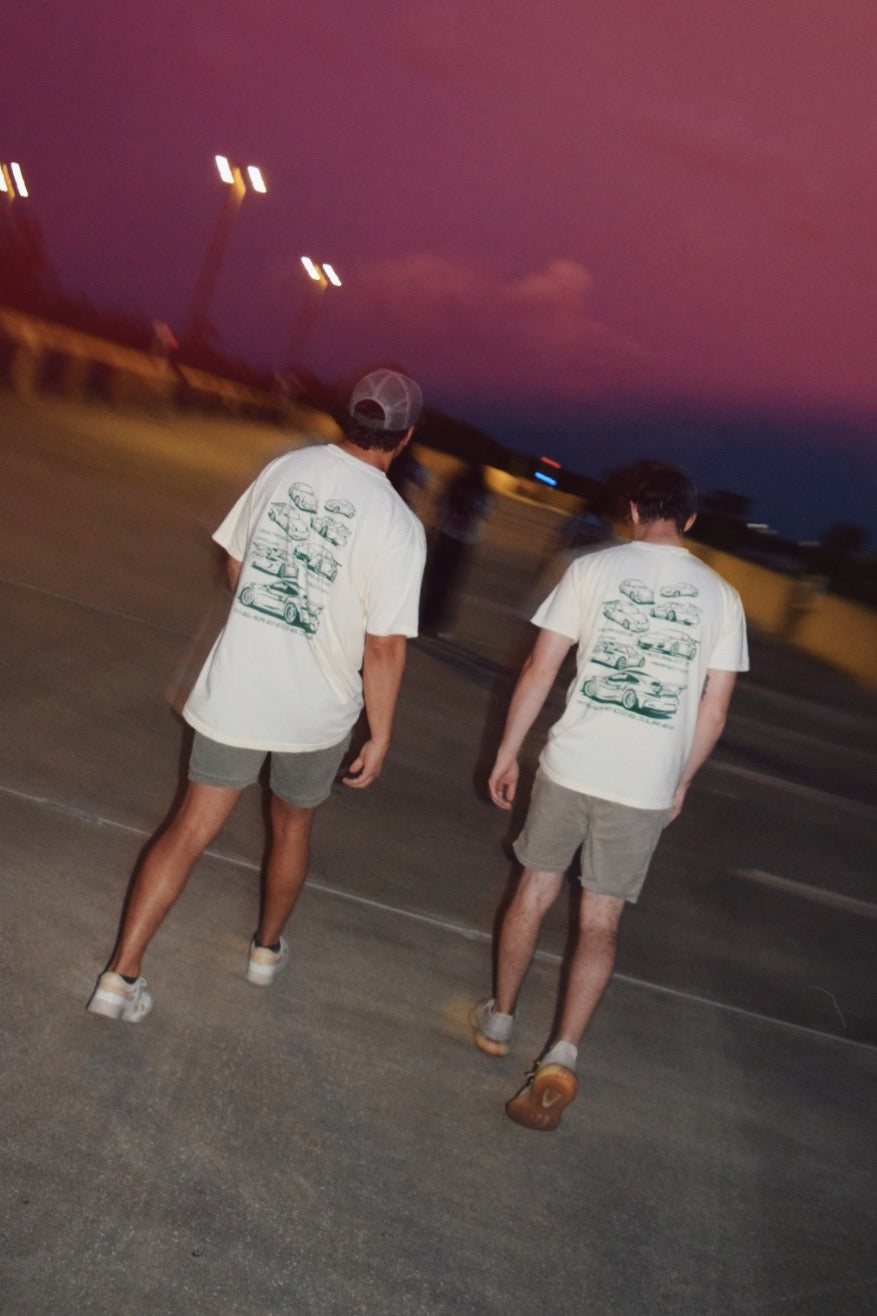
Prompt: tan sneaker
<box><xmin>87</xmin><ymin>972</ymin><xmax>152</xmax><ymax>1022</ymax></box>
<box><xmin>506</xmin><ymin>1063</ymin><xmax>578</xmax><ymax>1131</ymax></box>
<box><xmin>246</xmin><ymin>937</ymin><xmax>289</xmax><ymax>986</ymax></box>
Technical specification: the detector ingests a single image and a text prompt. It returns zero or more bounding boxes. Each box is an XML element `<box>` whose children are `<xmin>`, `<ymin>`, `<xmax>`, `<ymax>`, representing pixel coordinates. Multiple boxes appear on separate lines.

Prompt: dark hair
<box><xmin>344</xmin><ymin>399</ymin><xmax>410</xmax><ymax>453</ymax></box>
<box><xmin>626</xmin><ymin>460</ymin><xmax>698</xmax><ymax>532</ymax></box>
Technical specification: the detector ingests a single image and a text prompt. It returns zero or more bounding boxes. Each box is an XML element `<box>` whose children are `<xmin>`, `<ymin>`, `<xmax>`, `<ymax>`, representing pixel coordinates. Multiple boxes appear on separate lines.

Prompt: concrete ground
<box><xmin>0</xmin><ymin>395</ymin><xmax>875</xmax><ymax>1314</ymax></box>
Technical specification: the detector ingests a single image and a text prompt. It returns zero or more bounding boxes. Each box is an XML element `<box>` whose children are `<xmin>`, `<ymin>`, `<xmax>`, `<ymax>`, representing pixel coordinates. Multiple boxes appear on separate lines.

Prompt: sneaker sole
<box><xmin>86</xmin><ymin>989</ymin><xmax>152</xmax><ymax>1023</ymax></box>
<box><xmin>506</xmin><ymin>1064</ymin><xmax>578</xmax><ymax>1131</ymax></box>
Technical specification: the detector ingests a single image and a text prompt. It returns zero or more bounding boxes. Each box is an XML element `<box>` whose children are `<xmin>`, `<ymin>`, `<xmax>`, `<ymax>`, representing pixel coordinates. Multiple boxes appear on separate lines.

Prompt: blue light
<box><xmin>534</xmin><ymin>471</ymin><xmax>557</xmax><ymax>487</ymax></box>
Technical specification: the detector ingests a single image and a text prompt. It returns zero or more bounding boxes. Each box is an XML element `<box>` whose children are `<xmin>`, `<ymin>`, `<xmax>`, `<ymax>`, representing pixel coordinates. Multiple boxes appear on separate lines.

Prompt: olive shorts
<box><xmin>189</xmin><ymin>731</ymin><xmax>351</xmax><ymax>809</ymax></box>
<box><xmin>513</xmin><ymin>769</ymin><xmax>672</xmax><ymax>903</ymax></box>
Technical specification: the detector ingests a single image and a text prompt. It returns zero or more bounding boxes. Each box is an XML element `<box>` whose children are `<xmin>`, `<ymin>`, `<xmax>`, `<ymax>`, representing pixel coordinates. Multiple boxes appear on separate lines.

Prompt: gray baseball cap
<box><xmin>348</xmin><ymin>369</ymin><xmax>423</xmax><ymax>432</ymax></box>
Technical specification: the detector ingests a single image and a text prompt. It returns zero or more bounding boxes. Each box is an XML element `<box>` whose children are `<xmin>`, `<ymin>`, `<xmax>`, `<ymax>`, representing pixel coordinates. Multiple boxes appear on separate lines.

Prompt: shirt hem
<box><xmin>183</xmin><ymin>708</ymin><xmax>348</xmax><ymax>754</ymax></box>
<box><xmin>538</xmin><ymin>761</ymin><xmax>674</xmax><ymax>811</ymax></box>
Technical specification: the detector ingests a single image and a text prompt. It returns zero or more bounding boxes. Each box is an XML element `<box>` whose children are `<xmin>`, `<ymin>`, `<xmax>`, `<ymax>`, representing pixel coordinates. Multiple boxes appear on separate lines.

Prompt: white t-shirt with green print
<box><xmin>184</xmin><ymin>443</ymin><xmax>426</xmax><ymax>751</ymax></box>
<box><xmin>532</xmin><ymin>540</ymin><xmax>749</xmax><ymax>809</ymax></box>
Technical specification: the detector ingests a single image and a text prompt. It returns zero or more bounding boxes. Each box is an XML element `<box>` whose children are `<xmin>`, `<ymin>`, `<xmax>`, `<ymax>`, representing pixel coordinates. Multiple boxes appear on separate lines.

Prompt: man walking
<box><xmin>88</xmin><ymin>369</ymin><xmax>426</xmax><ymax>1022</ymax></box>
<box><xmin>473</xmin><ymin>462</ymin><xmax>748</xmax><ymax>1129</ymax></box>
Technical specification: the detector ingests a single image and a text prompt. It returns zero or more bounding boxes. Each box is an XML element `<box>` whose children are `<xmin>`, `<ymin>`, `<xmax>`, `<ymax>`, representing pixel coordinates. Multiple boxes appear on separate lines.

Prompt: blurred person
<box><xmin>522</xmin><ymin>508</ymin><xmax>616</xmax><ymax>619</ymax></box>
<box><xmin>420</xmin><ymin>463</ymin><xmax>490</xmax><ymax>635</ymax></box>
<box><xmin>87</xmin><ymin>370</ymin><xmax>426</xmax><ymax>1022</ymax></box>
<box><xmin>473</xmin><ymin>462</ymin><xmax>748</xmax><ymax>1129</ymax></box>
<box><xmin>388</xmin><ymin>443</ymin><xmax>429</xmax><ymax>517</ymax></box>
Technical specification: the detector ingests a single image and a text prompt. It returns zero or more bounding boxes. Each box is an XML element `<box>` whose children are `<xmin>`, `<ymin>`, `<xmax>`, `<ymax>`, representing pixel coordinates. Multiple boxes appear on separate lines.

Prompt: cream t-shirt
<box><xmin>533</xmin><ymin>540</ymin><xmax>749</xmax><ymax>808</ymax></box>
<box><xmin>184</xmin><ymin>443</ymin><xmax>426</xmax><ymax>751</ymax></box>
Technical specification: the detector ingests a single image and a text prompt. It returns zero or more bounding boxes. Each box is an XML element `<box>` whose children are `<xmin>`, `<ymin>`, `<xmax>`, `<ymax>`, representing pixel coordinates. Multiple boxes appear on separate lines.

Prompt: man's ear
<box><xmin>684</xmin><ymin>513</ymin><xmax>697</xmax><ymax>533</ymax></box>
<box><xmin>394</xmin><ymin>428</ymin><xmax>414</xmax><ymax>457</ymax></box>
<box><xmin>628</xmin><ymin>501</ymin><xmax>640</xmax><ymax>525</ymax></box>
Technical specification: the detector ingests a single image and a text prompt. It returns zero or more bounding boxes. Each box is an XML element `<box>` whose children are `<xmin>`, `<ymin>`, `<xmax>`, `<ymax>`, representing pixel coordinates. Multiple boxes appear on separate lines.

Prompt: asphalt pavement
<box><xmin>0</xmin><ymin>395</ymin><xmax>875</xmax><ymax>1314</ymax></box>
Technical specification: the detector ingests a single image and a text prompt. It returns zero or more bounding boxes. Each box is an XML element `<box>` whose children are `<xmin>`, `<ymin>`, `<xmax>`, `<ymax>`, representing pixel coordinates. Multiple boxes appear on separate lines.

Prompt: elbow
<box><xmin>365</xmin><ymin>634</ymin><xmax>407</xmax><ymax>663</ymax></box>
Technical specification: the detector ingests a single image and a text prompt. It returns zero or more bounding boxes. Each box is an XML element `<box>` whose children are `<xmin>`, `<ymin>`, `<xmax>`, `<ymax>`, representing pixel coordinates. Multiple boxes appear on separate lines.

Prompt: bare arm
<box><xmin>669</xmin><ymin>668</ymin><xmax>737</xmax><ymax>821</ymax></box>
<box><xmin>343</xmin><ymin>633</ymin><xmax>407</xmax><ymax>790</ymax></box>
<box><xmin>226</xmin><ymin>555</ymin><xmax>242</xmax><ymax>592</ymax></box>
<box><xmin>488</xmin><ymin>628</ymin><xmax>574</xmax><ymax>809</ymax></box>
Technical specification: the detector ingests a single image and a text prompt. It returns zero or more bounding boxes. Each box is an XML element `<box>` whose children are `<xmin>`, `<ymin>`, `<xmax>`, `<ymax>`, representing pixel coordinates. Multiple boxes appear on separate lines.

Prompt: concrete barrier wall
<box><xmin>0</xmin><ymin>307</ymin><xmax>284</xmax><ymax>419</ymax></box>
<box><xmin>688</xmin><ymin>542</ymin><xmax>876</xmax><ymax>689</ymax></box>
<box><xmin>2</xmin><ymin>305</ymin><xmax>874</xmax><ymax>688</ymax></box>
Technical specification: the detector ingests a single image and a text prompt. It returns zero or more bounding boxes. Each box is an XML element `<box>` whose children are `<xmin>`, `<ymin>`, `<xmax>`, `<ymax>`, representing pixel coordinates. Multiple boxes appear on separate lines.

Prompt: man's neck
<box><xmin>632</xmin><ymin>520</ymin><xmax>685</xmax><ymax>548</ymax></box>
<box><xmin>339</xmin><ymin>440</ymin><xmax>392</xmax><ymax>474</ymax></box>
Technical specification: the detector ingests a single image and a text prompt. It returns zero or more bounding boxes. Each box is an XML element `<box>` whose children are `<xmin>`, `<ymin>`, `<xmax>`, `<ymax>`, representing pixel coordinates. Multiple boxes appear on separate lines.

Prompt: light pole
<box><xmin>288</xmin><ymin>256</ymin><xmax>342</xmax><ymax>373</ymax></box>
<box><xmin>184</xmin><ymin>155</ymin><xmax>267</xmax><ymax>346</ymax></box>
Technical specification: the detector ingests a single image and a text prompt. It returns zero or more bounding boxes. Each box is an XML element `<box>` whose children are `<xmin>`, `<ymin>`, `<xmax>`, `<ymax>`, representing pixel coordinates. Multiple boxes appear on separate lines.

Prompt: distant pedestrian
<box><xmin>88</xmin><ymin>370</ymin><xmax>426</xmax><ymax>1021</ymax></box>
<box><xmin>473</xmin><ymin>461</ymin><xmax>748</xmax><ymax>1128</ymax></box>
<box><xmin>388</xmin><ymin>443</ymin><xmax>429</xmax><ymax>516</ymax></box>
<box><xmin>420</xmin><ymin>463</ymin><xmax>490</xmax><ymax>635</ymax></box>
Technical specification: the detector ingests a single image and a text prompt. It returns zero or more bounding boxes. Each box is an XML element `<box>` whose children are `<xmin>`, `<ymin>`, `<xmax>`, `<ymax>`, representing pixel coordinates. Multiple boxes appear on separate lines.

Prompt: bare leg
<box><xmin>553</xmin><ymin>890</ymin><xmax>625</xmax><ymax>1046</ymax></box>
<box><xmin>494</xmin><ymin>868</ymin><xmax>564</xmax><ymax>1015</ymax></box>
<box><xmin>255</xmin><ymin>794</ymin><xmax>315</xmax><ymax>947</ymax></box>
<box><xmin>110</xmin><ymin>783</ymin><xmax>241</xmax><ymax>978</ymax></box>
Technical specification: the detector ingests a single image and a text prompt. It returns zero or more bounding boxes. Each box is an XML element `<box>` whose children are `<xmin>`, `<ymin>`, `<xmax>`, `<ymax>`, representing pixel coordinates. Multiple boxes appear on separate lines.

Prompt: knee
<box><xmin>515</xmin><ymin>869</ymin><xmax>561</xmax><ymax>918</ymax></box>
<box><xmin>270</xmin><ymin>795</ymin><xmax>313</xmax><ymax>838</ymax></box>
<box><xmin>579</xmin><ymin>893</ymin><xmax>623</xmax><ymax>944</ymax></box>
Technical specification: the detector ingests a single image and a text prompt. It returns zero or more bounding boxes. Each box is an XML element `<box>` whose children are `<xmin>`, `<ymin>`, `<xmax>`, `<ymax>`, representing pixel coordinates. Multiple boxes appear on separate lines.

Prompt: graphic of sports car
<box><xmin>591</xmin><ymin>637</ymin><xmax>646</xmax><ymax>670</ymax></box>
<box><xmin>238</xmin><ymin>578</ymin><xmax>320</xmax><ymax>633</ymax></box>
<box><xmin>582</xmin><ymin>670</ymin><xmax>680</xmax><ymax>715</ymax></box>
<box><xmin>619</xmin><ymin>578</ymin><xmax>654</xmax><ymax>605</ymax></box>
<box><xmin>251</xmin><ymin>541</ymin><xmax>297</xmax><ymax>578</ymax></box>
<box><xmin>660</xmin><ymin>582</ymin><xmax>698</xmax><ymax>598</ymax></box>
<box><xmin>268</xmin><ymin>504</ymin><xmax>309</xmax><ymax>540</ymax></box>
<box><xmin>650</xmin><ymin>600</ymin><xmax>701</xmax><ymax>625</ymax></box>
<box><xmin>602</xmin><ymin>600</ymin><xmax>649</xmax><ymax>632</ymax></box>
<box><xmin>303</xmin><ymin>549</ymin><xmax>339</xmax><ymax>582</ymax></box>
<box><xmin>324</xmin><ymin>497</ymin><xmax>355</xmax><ymax>518</ymax></box>
<box><xmin>312</xmin><ymin>515</ymin><xmax>351</xmax><ymax>547</ymax></box>
<box><xmin>638</xmin><ymin>631</ymin><xmax>699</xmax><ymax>660</ymax></box>
<box><xmin>288</xmin><ymin>482</ymin><xmax>318</xmax><ymax>513</ymax></box>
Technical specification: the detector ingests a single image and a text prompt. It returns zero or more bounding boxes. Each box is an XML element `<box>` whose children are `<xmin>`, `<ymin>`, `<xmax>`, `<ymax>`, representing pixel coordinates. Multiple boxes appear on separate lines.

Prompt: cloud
<box><xmin>343</xmin><ymin>254</ymin><xmax>659</xmax><ymax>403</ymax></box>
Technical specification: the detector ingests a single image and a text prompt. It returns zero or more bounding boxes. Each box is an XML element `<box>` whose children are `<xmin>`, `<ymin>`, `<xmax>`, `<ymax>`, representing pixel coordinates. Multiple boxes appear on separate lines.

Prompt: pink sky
<box><xmin>5</xmin><ymin>1</ymin><xmax>877</xmax><ymax>534</ymax></box>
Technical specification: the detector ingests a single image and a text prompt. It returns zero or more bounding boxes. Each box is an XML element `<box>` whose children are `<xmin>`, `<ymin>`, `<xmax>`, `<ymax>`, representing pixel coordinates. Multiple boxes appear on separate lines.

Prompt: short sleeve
<box><xmin>708</xmin><ymin>592</ymin><xmax>750</xmax><ymax>672</ymax></box>
<box><xmin>364</xmin><ymin>521</ymin><xmax>427</xmax><ymax>637</ymax></box>
<box><xmin>531</xmin><ymin>563</ymin><xmax>582</xmax><ymax>640</ymax></box>
<box><xmin>212</xmin><ymin>485</ymin><xmax>256</xmax><ymax>561</ymax></box>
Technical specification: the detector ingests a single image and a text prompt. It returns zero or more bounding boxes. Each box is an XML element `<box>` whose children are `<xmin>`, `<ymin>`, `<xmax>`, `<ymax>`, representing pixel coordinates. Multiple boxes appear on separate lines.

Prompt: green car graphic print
<box><xmin>582</xmin><ymin>670</ymin><xmax>680</xmax><ymax>717</ymax></box>
<box><xmin>238</xmin><ymin>577</ymin><xmax>321</xmax><ymax>634</ymax></box>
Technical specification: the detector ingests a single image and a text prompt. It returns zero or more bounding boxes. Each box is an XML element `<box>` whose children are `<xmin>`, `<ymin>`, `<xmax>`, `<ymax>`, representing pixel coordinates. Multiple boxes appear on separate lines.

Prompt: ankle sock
<box><xmin>120</xmin><ymin>974</ymin><xmax>139</xmax><ymax>986</ymax></box>
<box><xmin>542</xmin><ymin>1041</ymin><xmax>578</xmax><ymax>1071</ymax></box>
<box><xmin>254</xmin><ymin>938</ymin><xmax>282</xmax><ymax>953</ymax></box>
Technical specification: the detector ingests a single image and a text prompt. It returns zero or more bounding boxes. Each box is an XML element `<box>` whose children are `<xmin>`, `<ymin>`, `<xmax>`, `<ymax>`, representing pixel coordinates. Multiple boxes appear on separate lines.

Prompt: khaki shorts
<box><xmin>189</xmin><ymin>731</ymin><xmax>351</xmax><ymax>808</ymax></box>
<box><xmin>513</xmin><ymin>769</ymin><xmax>672</xmax><ymax>903</ymax></box>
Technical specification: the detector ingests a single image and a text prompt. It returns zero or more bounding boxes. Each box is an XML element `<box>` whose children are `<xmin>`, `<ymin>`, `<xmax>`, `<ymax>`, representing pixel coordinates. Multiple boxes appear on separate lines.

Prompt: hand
<box><xmin>488</xmin><ymin>754</ymin><xmax>519</xmax><ymax>810</ymax></box>
<box><xmin>668</xmin><ymin>782</ymin><xmax>688</xmax><ymax>823</ymax></box>
<box><xmin>342</xmin><ymin>739</ymin><xmax>387</xmax><ymax>790</ymax></box>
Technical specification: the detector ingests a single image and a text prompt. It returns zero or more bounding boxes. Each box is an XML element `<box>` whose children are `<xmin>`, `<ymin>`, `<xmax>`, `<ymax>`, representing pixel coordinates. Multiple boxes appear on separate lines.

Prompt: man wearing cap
<box><xmin>88</xmin><ymin>370</ymin><xmax>426</xmax><ymax>1022</ymax></box>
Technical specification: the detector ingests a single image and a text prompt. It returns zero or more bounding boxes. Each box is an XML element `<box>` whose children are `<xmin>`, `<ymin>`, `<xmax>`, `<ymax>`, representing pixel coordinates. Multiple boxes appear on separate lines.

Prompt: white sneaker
<box><xmin>246</xmin><ymin>937</ymin><xmax>289</xmax><ymax>986</ymax></box>
<box><xmin>87</xmin><ymin>971</ymin><xmax>153</xmax><ymax>1022</ymax></box>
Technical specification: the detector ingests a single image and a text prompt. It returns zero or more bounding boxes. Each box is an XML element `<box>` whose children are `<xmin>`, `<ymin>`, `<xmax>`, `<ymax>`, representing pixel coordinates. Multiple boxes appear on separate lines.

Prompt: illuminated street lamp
<box><xmin>184</xmin><ymin>154</ymin><xmax>268</xmax><ymax>345</ymax></box>
<box><xmin>0</xmin><ymin>161</ymin><xmax>28</xmax><ymax>200</ymax></box>
<box><xmin>289</xmin><ymin>256</ymin><xmax>342</xmax><ymax>371</ymax></box>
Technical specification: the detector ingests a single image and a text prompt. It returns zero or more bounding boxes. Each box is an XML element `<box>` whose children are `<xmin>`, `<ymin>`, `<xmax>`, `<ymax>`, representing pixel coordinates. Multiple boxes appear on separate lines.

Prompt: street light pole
<box><xmin>288</xmin><ymin>256</ymin><xmax>342</xmax><ymax>374</ymax></box>
<box><xmin>184</xmin><ymin>155</ymin><xmax>267</xmax><ymax>346</ymax></box>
